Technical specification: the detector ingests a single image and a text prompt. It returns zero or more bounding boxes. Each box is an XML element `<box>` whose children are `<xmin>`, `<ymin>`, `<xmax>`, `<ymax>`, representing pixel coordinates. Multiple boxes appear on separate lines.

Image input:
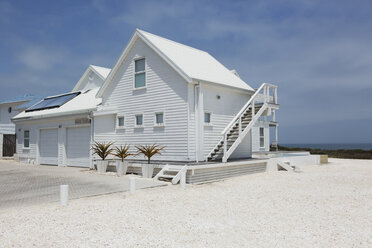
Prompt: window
<box><xmin>24</xmin><ymin>130</ymin><xmax>30</xmax><ymax>148</ymax></box>
<box><xmin>259</xmin><ymin>127</ymin><xmax>265</xmax><ymax>148</ymax></box>
<box><xmin>204</xmin><ymin>112</ymin><xmax>211</xmax><ymax>124</ymax></box>
<box><xmin>117</xmin><ymin>116</ymin><xmax>124</xmax><ymax>128</ymax></box>
<box><xmin>134</xmin><ymin>58</ymin><xmax>146</xmax><ymax>88</ymax></box>
<box><xmin>8</xmin><ymin>107</ymin><xmax>12</xmax><ymax>113</ymax></box>
<box><xmin>135</xmin><ymin>114</ymin><xmax>143</xmax><ymax>127</ymax></box>
<box><xmin>155</xmin><ymin>112</ymin><xmax>164</xmax><ymax>126</ymax></box>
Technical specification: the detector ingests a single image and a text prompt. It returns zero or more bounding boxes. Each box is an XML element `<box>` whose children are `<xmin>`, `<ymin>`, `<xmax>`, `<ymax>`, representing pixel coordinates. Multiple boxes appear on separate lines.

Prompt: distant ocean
<box><xmin>281</xmin><ymin>143</ymin><xmax>372</xmax><ymax>151</ymax></box>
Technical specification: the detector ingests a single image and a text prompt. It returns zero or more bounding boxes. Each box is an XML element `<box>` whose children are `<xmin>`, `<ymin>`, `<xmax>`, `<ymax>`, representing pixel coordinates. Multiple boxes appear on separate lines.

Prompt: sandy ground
<box><xmin>0</xmin><ymin>158</ymin><xmax>371</xmax><ymax>248</ymax></box>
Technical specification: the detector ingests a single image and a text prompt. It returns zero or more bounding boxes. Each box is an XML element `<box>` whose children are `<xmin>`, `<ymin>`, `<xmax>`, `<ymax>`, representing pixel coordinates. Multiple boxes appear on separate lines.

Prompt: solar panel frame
<box><xmin>25</xmin><ymin>92</ymin><xmax>80</xmax><ymax>112</ymax></box>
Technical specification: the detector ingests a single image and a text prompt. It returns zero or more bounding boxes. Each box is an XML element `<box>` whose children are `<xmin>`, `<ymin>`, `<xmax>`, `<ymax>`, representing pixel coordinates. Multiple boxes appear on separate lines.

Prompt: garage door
<box><xmin>39</xmin><ymin>129</ymin><xmax>58</xmax><ymax>165</ymax></box>
<box><xmin>66</xmin><ymin>126</ymin><xmax>91</xmax><ymax>167</ymax></box>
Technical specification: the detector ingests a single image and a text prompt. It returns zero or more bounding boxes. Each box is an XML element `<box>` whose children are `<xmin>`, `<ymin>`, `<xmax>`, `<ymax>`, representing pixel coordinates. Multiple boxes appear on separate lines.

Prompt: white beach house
<box><xmin>13</xmin><ymin>29</ymin><xmax>278</xmax><ymax>167</ymax></box>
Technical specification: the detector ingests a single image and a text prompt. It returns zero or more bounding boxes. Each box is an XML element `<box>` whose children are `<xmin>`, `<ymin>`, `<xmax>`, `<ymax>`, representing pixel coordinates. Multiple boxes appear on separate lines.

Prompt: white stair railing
<box><xmin>171</xmin><ymin>165</ymin><xmax>187</xmax><ymax>184</ymax></box>
<box><xmin>207</xmin><ymin>83</ymin><xmax>278</xmax><ymax>162</ymax></box>
<box><xmin>154</xmin><ymin>164</ymin><xmax>188</xmax><ymax>185</ymax></box>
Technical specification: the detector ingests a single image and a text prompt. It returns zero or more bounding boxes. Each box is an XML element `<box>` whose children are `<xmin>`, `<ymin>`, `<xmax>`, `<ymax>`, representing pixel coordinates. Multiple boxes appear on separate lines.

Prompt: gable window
<box><xmin>24</xmin><ymin>130</ymin><xmax>30</xmax><ymax>148</ymax></box>
<box><xmin>155</xmin><ymin>112</ymin><xmax>164</xmax><ymax>126</ymax></box>
<box><xmin>117</xmin><ymin>116</ymin><xmax>125</xmax><ymax>128</ymax></box>
<box><xmin>134</xmin><ymin>58</ymin><xmax>146</xmax><ymax>88</ymax></box>
<box><xmin>259</xmin><ymin>127</ymin><xmax>265</xmax><ymax>148</ymax></box>
<box><xmin>204</xmin><ymin>112</ymin><xmax>211</xmax><ymax>125</ymax></box>
<box><xmin>135</xmin><ymin>114</ymin><xmax>143</xmax><ymax>127</ymax></box>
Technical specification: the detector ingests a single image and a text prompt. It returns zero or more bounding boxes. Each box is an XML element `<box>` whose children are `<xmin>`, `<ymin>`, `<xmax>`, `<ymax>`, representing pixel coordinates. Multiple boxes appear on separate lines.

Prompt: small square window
<box><xmin>117</xmin><ymin>116</ymin><xmax>124</xmax><ymax>127</ymax></box>
<box><xmin>155</xmin><ymin>112</ymin><xmax>164</xmax><ymax>126</ymax></box>
<box><xmin>135</xmin><ymin>114</ymin><xmax>143</xmax><ymax>127</ymax></box>
<box><xmin>24</xmin><ymin>130</ymin><xmax>30</xmax><ymax>148</ymax></box>
<box><xmin>204</xmin><ymin>112</ymin><xmax>211</xmax><ymax>124</ymax></box>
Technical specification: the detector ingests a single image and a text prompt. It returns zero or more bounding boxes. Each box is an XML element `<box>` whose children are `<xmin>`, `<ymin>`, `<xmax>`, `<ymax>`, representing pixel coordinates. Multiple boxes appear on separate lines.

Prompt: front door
<box><xmin>3</xmin><ymin>134</ymin><xmax>16</xmax><ymax>157</ymax></box>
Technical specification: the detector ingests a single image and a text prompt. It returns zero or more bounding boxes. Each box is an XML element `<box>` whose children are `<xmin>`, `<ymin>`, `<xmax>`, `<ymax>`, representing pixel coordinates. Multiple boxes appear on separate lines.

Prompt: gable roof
<box><xmin>90</xmin><ymin>65</ymin><xmax>111</xmax><ymax>79</ymax></box>
<box><xmin>97</xmin><ymin>29</ymin><xmax>254</xmax><ymax>97</ymax></box>
<box><xmin>72</xmin><ymin>65</ymin><xmax>111</xmax><ymax>92</ymax></box>
<box><xmin>0</xmin><ymin>93</ymin><xmax>35</xmax><ymax>105</ymax></box>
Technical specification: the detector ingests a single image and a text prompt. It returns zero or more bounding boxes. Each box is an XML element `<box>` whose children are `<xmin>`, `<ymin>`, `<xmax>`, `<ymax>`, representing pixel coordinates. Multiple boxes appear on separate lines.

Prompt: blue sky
<box><xmin>0</xmin><ymin>0</ymin><xmax>371</xmax><ymax>144</ymax></box>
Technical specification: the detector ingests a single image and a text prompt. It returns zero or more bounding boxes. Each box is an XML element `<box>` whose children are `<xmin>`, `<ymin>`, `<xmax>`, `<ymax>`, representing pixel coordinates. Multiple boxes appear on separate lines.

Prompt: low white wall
<box><xmin>267</xmin><ymin>155</ymin><xmax>321</xmax><ymax>171</ymax></box>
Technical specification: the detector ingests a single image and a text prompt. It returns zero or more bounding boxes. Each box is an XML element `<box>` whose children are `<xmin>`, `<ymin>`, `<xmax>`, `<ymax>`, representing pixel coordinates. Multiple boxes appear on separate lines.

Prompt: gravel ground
<box><xmin>0</xmin><ymin>158</ymin><xmax>371</xmax><ymax>247</ymax></box>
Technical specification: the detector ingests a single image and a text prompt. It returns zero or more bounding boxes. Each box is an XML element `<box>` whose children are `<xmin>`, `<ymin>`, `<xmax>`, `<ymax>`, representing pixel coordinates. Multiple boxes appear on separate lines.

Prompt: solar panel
<box><xmin>25</xmin><ymin>92</ymin><xmax>80</xmax><ymax>112</ymax></box>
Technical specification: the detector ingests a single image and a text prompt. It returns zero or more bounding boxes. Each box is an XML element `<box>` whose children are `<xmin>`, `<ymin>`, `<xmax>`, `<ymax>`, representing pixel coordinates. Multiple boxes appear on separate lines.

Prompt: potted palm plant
<box><xmin>135</xmin><ymin>144</ymin><xmax>165</xmax><ymax>178</ymax></box>
<box><xmin>113</xmin><ymin>145</ymin><xmax>135</xmax><ymax>176</ymax></box>
<box><xmin>91</xmin><ymin>141</ymin><xmax>114</xmax><ymax>173</ymax></box>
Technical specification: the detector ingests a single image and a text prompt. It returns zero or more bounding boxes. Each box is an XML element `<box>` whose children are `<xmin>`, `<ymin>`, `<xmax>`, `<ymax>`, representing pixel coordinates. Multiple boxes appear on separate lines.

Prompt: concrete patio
<box><xmin>0</xmin><ymin>160</ymin><xmax>165</xmax><ymax>209</ymax></box>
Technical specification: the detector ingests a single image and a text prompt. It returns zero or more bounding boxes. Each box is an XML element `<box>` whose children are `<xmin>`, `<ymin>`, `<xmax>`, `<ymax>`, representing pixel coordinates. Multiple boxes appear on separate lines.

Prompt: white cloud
<box><xmin>18</xmin><ymin>45</ymin><xmax>67</xmax><ymax>71</ymax></box>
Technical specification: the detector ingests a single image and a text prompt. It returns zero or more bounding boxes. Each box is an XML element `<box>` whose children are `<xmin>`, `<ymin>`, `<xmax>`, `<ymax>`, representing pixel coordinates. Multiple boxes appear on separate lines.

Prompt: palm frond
<box><xmin>135</xmin><ymin>144</ymin><xmax>165</xmax><ymax>164</ymax></box>
<box><xmin>113</xmin><ymin>145</ymin><xmax>136</xmax><ymax>161</ymax></box>
<box><xmin>91</xmin><ymin>141</ymin><xmax>114</xmax><ymax>160</ymax></box>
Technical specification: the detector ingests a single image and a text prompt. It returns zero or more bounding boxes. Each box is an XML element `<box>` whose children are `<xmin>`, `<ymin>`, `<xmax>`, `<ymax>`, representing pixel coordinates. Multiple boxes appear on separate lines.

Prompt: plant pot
<box><xmin>141</xmin><ymin>163</ymin><xmax>154</xmax><ymax>178</ymax></box>
<box><xmin>116</xmin><ymin>160</ymin><xmax>128</xmax><ymax>176</ymax></box>
<box><xmin>97</xmin><ymin>160</ymin><xmax>108</xmax><ymax>173</ymax></box>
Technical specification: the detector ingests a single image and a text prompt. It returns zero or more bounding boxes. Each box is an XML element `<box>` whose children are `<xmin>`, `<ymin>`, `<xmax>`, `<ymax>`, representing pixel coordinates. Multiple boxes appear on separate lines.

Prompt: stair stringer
<box><xmin>223</xmin><ymin>103</ymin><xmax>268</xmax><ymax>162</ymax></box>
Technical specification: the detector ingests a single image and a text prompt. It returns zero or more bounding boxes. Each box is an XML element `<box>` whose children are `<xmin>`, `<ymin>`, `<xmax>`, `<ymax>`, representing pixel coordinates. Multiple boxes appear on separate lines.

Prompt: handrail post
<box><xmin>239</xmin><ymin>117</ymin><xmax>242</xmax><ymax>134</ymax></box>
<box><xmin>274</xmin><ymin>87</ymin><xmax>278</xmax><ymax>104</ymax></box>
<box><xmin>252</xmin><ymin>100</ymin><xmax>255</xmax><ymax>119</ymax></box>
<box><xmin>223</xmin><ymin>133</ymin><xmax>227</xmax><ymax>157</ymax></box>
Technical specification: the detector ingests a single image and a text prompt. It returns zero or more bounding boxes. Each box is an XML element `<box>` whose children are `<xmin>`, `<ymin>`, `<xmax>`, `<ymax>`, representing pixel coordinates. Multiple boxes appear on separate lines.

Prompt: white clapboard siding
<box><xmin>15</xmin><ymin>115</ymin><xmax>89</xmax><ymax>165</ymax></box>
<box><xmin>202</xmin><ymin>84</ymin><xmax>252</xmax><ymax>158</ymax></box>
<box><xmin>251</xmin><ymin>122</ymin><xmax>270</xmax><ymax>152</ymax></box>
<box><xmin>185</xmin><ymin>161</ymin><xmax>267</xmax><ymax>184</ymax></box>
<box><xmin>96</xmin><ymin>38</ymin><xmax>189</xmax><ymax>161</ymax></box>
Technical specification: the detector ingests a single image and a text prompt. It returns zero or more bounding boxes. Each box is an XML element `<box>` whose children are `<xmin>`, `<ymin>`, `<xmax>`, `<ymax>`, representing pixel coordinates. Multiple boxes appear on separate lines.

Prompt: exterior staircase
<box><xmin>207</xmin><ymin>83</ymin><xmax>279</xmax><ymax>162</ymax></box>
<box><xmin>154</xmin><ymin>165</ymin><xmax>187</xmax><ymax>184</ymax></box>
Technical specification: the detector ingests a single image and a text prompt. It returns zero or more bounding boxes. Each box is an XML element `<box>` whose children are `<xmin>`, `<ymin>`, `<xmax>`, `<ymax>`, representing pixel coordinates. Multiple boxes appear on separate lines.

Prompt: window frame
<box><xmin>135</xmin><ymin>114</ymin><xmax>144</xmax><ymax>128</ymax></box>
<box><xmin>133</xmin><ymin>57</ymin><xmax>146</xmax><ymax>89</ymax></box>
<box><xmin>259</xmin><ymin>127</ymin><xmax>265</xmax><ymax>148</ymax></box>
<box><xmin>116</xmin><ymin>115</ymin><xmax>125</xmax><ymax>129</ymax></box>
<box><xmin>23</xmin><ymin>130</ymin><xmax>30</xmax><ymax>148</ymax></box>
<box><xmin>154</xmin><ymin>112</ymin><xmax>165</xmax><ymax>127</ymax></box>
<box><xmin>204</xmin><ymin>111</ymin><xmax>212</xmax><ymax>126</ymax></box>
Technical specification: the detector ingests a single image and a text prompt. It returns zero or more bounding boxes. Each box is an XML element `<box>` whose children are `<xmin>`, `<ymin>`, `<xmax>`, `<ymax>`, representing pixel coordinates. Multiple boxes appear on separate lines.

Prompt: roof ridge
<box><xmin>90</xmin><ymin>65</ymin><xmax>111</xmax><ymax>70</ymax></box>
<box><xmin>137</xmin><ymin>29</ymin><xmax>209</xmax><ymax>54</ymax></box>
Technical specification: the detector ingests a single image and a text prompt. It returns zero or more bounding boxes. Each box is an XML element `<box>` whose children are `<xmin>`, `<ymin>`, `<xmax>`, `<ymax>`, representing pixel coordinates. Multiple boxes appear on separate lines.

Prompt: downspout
<box><xmin>186</xmin><ymin>87</ymin><xmax>190</xmax><ymax>161</ymax></box>
<box><xmin>88</xmin><ymin>111</ymin><xmax>94</xmax><ymax>169</ymax></box>
<box><xmin>194</xmin><ymin>83</ymin><xmax>199</xmax><ymax>163</ymax></box>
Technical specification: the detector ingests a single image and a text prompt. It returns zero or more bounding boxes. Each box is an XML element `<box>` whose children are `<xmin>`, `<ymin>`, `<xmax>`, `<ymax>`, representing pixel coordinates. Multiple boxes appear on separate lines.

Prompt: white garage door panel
<box><xmin>66</xmin><ymin>127</ymin><xmax>90</xmax><ymax>167</ymax></box>
<box><xmin>39</xmin><ymin>129</ymin><xmax>58</xmax><ymax>165</ymax></box>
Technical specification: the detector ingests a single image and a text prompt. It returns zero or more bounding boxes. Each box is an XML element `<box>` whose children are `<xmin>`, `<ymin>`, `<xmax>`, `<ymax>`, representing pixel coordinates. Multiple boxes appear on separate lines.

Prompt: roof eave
<box><xmin>194</xmin><ymin>79</ymin><xmax>255</xmax><ymax>94</ymax></box>
<box><xmin>12</xmin><ymin>107</ymin><xmax>97</xmax><ymax>123</ymax></box>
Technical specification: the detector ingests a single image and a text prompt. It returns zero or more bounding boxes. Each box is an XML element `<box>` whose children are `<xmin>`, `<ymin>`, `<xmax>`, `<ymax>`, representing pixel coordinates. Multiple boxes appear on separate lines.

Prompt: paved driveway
<box><xmin>0</xmin><ymin>160</ymin><xmax>165</xmax><ymax>209</ymax></box>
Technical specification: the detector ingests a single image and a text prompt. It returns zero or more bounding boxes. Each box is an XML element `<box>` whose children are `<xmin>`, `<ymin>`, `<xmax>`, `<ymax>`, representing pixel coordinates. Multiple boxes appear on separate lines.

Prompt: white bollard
<box><xmin>60</xmin><ymin>185</ymin><xmax>69</xmax><ymax>206</ymax></box>
<box><xmin>180</xmin><ymin>171</ymin><xmax>186</xmax><ymax>189</ymax></box>
<box><xmin>130</xmin><ymin>178</ymin><xmax>136</xmax><ymax>195</ymax></box>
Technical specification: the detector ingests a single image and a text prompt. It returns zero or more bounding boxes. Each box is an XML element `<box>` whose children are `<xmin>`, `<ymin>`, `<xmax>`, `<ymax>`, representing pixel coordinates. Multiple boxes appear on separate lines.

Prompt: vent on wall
<box><xmin>75</xmin><ymin>118</ymin><xmax>90</xmax><ymax>125</ymax></box>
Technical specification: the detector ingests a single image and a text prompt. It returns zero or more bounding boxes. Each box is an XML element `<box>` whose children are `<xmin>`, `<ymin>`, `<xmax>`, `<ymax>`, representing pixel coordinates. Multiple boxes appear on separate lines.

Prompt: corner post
<box><xmin>223</xmin><ymin>133</ymin><xmax>227</xmax><ymax>162</ymax></box>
